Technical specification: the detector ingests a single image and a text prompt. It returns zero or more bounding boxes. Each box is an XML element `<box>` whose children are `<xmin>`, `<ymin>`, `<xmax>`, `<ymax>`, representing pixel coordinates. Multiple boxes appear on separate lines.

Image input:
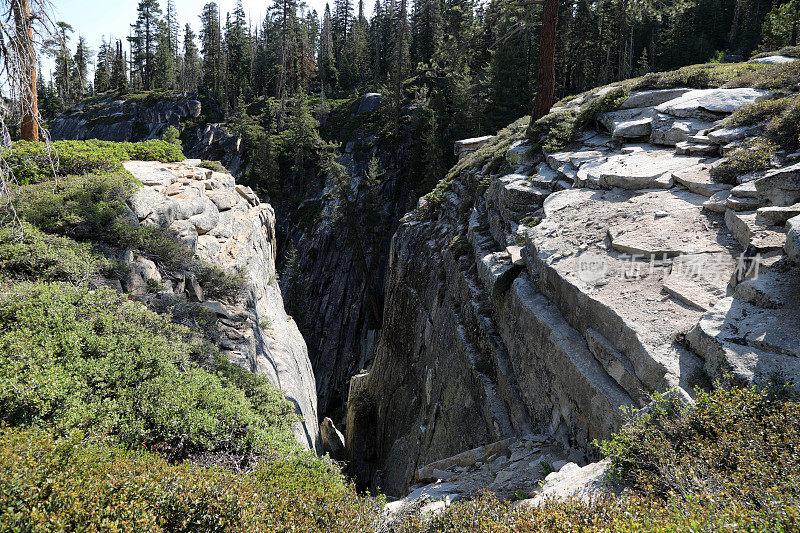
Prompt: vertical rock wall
<box><xmin>123</xmin><ymin>159</ymin><xmax>320</xmax><ymax>450</ymax></box>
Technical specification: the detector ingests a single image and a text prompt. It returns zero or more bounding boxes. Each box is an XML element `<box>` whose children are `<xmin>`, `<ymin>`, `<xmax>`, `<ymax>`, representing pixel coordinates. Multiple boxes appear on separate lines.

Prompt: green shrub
<box><xmin>199</xmin><ymin>160</ymin><xmax>228</xmax><ymax>173</ymax></box>
<box><xmin>711</xmin><ymin>137</ymin><xmax>777</xmax><ymax>183</ymax></box>
<box><xmin>0</xmin><ymin>222</ymin><xmax>109</xmax><ymax>282</ymax></box>
<box><xmin>162</xmin><ymin>125</ymin><xmax>181</xmax><ymax>145</ymax></box>
<box><xmin>600</xmin><ymin>383</ymin><xmax>800</xmax><ymax>502</ymax></box>
<box><xmin>11</xmin><ymin>171</ymin><xmax>140</xmax><ymax>238</ymax></box>
<box><xmin>0</xmin><ymin>282</ymin><xmax>296</xmax><ymax>458</ymax></box>
<box><xmin>0</xmin><ymin>426</ymin><xmax>383</xmax><ymax>532</ymax></box>
<box><xmin>529</xmin><ymin>85</ymin><xmax>630</xmax><ymax>152</ymax></box>
<box><xmin>195</xmin><ymin>263</ymin><xmax>248</xmax><ymax>301</ymax></box>
<box><xmin>1</xmin><ymin>139</ymin><xmax>184</xmax><ymax>184</ymax></box>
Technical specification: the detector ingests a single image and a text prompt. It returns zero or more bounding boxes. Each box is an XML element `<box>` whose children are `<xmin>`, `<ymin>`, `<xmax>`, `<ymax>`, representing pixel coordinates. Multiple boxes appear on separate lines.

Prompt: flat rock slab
<box><xmin>124</xmin><ymin>160</ymin><xmax>177</xmax><ymax>186</ymax></box>
<box><xmin>703</xmin><ymin>190</ymin><xmax>731</xmax><ymax>213</ymax></box>
<box><xmin>662</xmin><ymin>253</ymin><xmax>735</xmax><ymax>311</ymax></box>
<box><xmin>708</xmin><ymin>126</ymin><xmax>755</xmax><ymax>144</ymax></box>
<box><xmin>608</xmin><ymin>193</ymin><xmax>728</xmax><ymax>256</ymax></box>
<box><xmin>621</xmin><ymin>89</ymin><xmax>691</xmax><ymax>109</ymax></box>
<box><xmin>577</xmin><ymin>147</ymin><xmax>703</xmax><ymax>190</ymax></box>
<box><xmin>656</xmin><ymin>88</ymin><xmax>771</xmax><ymax>118</ymax></box>
<box><xmin>650</xmin><ymin>115</ymin><xmax>715</xmax><ymax>146</ymax></box>
<box><xmin>687</xmin><ymin>289</ymin><xmax>800</xmax><ymax>383</ymax></box>
<box><xmin>750</xmin><ymin>55</ymin><xmax>798</xmax><ymax>64</ymax></box>
<box><xmin>672</xmin><ymin>163</ymin><xmax>730</xmax><ymax>197</ymax></box>
<box><xmin>753</xmin><ymin>161</ymin><xmax>800</xmax><ymax>206</ymax></box>
<box><xmin>757</xmin><ymin>204</ymin><xmax>800</xmax><ymax>226</ymax></box>
<box><xmin>530</xmin><ymin>187</ymin><xmax>740</xmax><ymax>391</ymax></box>
<box><xmin>725</xmin><ymin>210</ymin><xmax>786</xmax><ymax>252</ymax></box>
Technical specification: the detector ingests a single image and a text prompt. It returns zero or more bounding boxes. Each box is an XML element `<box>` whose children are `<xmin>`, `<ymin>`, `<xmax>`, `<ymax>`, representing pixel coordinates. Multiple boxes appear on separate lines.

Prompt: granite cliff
<box><xmin>347</xmin><ymin>56</ymin><xmax>800</xmax><ymax>503</ymax></box>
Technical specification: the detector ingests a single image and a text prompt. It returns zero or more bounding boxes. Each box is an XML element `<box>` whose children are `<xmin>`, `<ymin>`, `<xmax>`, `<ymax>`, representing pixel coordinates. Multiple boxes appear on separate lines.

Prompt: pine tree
<box><xmin>110</xmin><ymin>40</ymin><xmax>128</xmax><ymax>91</ymax></box>
<box><xmin>272</xmin><ymin>0</ymin><xmax>298</xmax><ymax>110</ymax></box>
<box><xmin>94</xmin><ymin>40</ymin><xmax>110</xmax><ymax>93</ymax></box>
<box><xmin>181</xmin><ymin>24</ymin><xmax>201</xmax><ymax>93</ymax></box>
<box><xmin>154</xmin><ymin>20</ymin><xmax>176</xmax><ymax>90</ymax></box>
<box><xmin>71</xmin><ymin>36</ymin><xmax>92</xmax><ymax>99</ymax></box>
<box><xmin>411</xmin><ymin>0</ymin><xmax>442</xmax><ymax>66</ymax></box>
<box><xmin>333</xmin><ymin>0</ymin><xmax>354</xmax><ymax>71</ymax></box>
<box><xmin>226</xmin><ymin>0</ymin><xmax>252</xmax><ymax>107</ymax></box>
<box><xmin>44</xmin><ymin>22</ymin><xmax>74</xmax><ymax>103</ymax></box>
<box><xmin>319</xmin><ymin>4</ymin><xmax>338</xmax><ymax>88</ymax></box>
<box><xmin>129</xmin><ymin>0</ymin><xmax>163</xmax><ymax>90</ymax></box>
<box><xmin>165</xmin><ymin>0</ymin><xmax>180</xmax><ymax>60</ymax></box>
<box><xmin>200</xmin><ymin>2</ymin><xmax>224</xmax><ymax>101</ymax></box>
<box><xmin>369</xmin><ymin>0</ymin><xmax>384</xmax><ymax>79</ymax></box>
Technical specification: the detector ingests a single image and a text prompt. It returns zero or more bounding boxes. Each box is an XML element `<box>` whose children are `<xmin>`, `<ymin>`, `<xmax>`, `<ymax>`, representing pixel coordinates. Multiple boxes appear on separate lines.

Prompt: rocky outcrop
<box><xmin>51</xmin><ymin>96</ymin><xmax>203</xmax><ymax>142</ymax></box>
<box><xmin>348</xmin><ymin>84</ymin><xmax>800</xmax><ymax>497</ymax></box>
<box><xmin>51</xmin><ymin>95</ymin><xmax>248</xmax><ymax>175</ymax></box>
<box><xmin>120</xmin><ymin>159</ymin><xmax>320</xmax><ymax>450</ymax></box>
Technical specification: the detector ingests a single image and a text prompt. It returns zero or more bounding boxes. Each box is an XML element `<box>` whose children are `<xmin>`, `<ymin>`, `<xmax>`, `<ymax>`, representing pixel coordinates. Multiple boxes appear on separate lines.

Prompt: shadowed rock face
<box><xmin>122</xmin><ymin>159</ymin><xmax>320</xmax><ymax>451</ymax></box>
<box><xmin>348</xmin><ymin>84</ymin><xmax>800</xmax><ymax>497</ymax></box>
<box><xmin>51</xmin><ymin>96</ymin><xmax>249</xmax><ymax>175</ymax></box>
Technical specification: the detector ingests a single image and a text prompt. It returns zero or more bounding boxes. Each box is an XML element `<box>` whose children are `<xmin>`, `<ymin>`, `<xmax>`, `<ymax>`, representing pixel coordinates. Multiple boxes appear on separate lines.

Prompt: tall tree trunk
<box><xmin>529</xmin><ymin>0</ymin><xmax>559</xmax><ymax>128</ymax></box>
<box><xmin>12</xmin><ymin>0</ymin><xmax>39</xmax><ymax>142</ymax></box>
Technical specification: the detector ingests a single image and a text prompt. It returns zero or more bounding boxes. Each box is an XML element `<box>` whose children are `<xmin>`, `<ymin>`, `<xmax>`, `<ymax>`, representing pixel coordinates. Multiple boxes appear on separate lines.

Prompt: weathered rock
<box><xmin>726</xmin><ymin>195</ymin><xmax>767</xmax><ymax>212</ymax></box>
<box><xmin>707</xmin><ymin>126</ymin><xmax>755</xmax><ymax>144</ymax></box>
<box><xmin>415</xmin><ymin>439</ymin><xmax>514</xmax><ymax>483</ymax></box>
<box><xmin>455</xmin><ymin>135</ymin><xmax>495</xmax><ymax>159</ymax></box>
<box><xmin>598</xmin><ymin>108</ymin><xmax>654</xmax><ymax>139</ymax></box>
<box><xmin>620</xmin><ymin>89</ymin><xmax>691</xmax><ymax>109</ymax></box>
<box><xmin>167</xmin><ymin>219</ymin><xmax>199</xmax><ymax>251</ymax></box>
<box><xmin>750</xmin><ymin>55</ymin><xmax>799</xmax><ymax>64</ymax></box>
<box><xmin>753</xmin><ymin>161</ymin><xmax>800</xmax><ymax>206</ymax></box>
<box><xmin>320</xmin><ymin>417</ymin><xmax>346</xmax><ymax>460</ymax></box>
<box><xmin>757</xmin><ymin>204</ymin><xmax>800</xmax><ymax>226</ymax></box>
<box><xmin>725</xmin><ymin>209</ymin><xmax>786</xmax><ymax>252</ymax></box>
<box><xmin>357</xmin><ymin>93</ymin><xmax>383</xmax><ymax>114</ymax></box>
<box><xmin>656</xmin><ymin>88</ymin><xmax>771</xmax><ymax>118</ymax></box>
<box><xmin>686</xmin><ymin>293</ymin><xmax>800</xmax><ymax>383</ymax></box>
<box><xmin>124</xmin><ymin>160</ymin><xmax>320</xmax><ymax>451</ymax></box>
<box><xmin>662</xmin><ymin>253</ymin><xmax>735</xmax><ymax>311</ymax></box>
<box><xmin>518</xmin><ymin>460</ymin><xmax>613</xmax><ymax>507</ymax></box>
<box><xmin>672</xmin><ymin>164</ymin><xmax>731</xmax><ymax>196</ymax></box>
<box><xmin>650</xmin><ymin>115</ymin><xmax>715</xmax><ymax>146</ymax></box>
<box><xmin>507</xmin><ymin>141</ymin><xmax>538</xmax><ymax>166</ymax></box>
<box><xmin>186</xmin><ymin>99</ymin><xmax>202</xmax><ymax>117</ymax></box>
<box><xmin>576</xmin><ymin>146</ymin><xmax>702</xmax><ymax>189</ymax></box>
<box><xmin>675</xmin><ymin>141</ymin><xmax>718</xmax><ymax>156</ymax></box>
<box><xmin>703</xmin><ymin>190</ymin><xmax>731</xmax><ymax>212</ymax></box>
<box><xmin>786</xmin><ymin>215</ymin><xmax>800</xmax><ymax>263</ymax></box>
<box><xmin>530</xmin><ymin>162</ymin><xmax>560</xmax><ymax>189</ymax></box>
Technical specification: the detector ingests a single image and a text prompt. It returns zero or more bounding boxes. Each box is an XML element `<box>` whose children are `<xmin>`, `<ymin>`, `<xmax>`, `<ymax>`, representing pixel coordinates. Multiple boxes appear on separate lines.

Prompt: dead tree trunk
<box><xmin>12</xmin><ymin>0</ymin><xmax>40</xmax><ymax>142</ymax></box>
<box><xmin>528</xmin><ymin>0</ymin><xmax>558</xmax><ymax>129</ymax></box>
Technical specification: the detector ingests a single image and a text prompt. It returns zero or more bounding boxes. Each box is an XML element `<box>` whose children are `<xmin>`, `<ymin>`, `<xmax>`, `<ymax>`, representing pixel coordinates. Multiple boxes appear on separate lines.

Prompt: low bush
<box><xmin>0</xmin><ymin>222</ymin><xmax>110</xmax><ymax>282</ymax></box>
<box><xmin>2</xmin><ymin>139</ymin><xmax>184</xmax><ymax>184</ymax></box>
<box><xmin>0</xmin><ymin>282</ymin><xmax>296</xmax><ymax>459</ymax></box>
<box><xmin>528</xmin><ymin>85</ymin><xmax>629</xmax><ymax>153</ymax></box>
<box><xmin>195</xmin><ymin>263</ymin><xmax>248</xmax><ymax>301</ymax></box>
<box><xmin>0</xmin><ymin>426</ymin><xmax>383</xmax><ymax>532</ymax></box>
<box><xmin>711</xmin><ymin>137</ymin><xmax>777</xmax><ymax>183</ymax></box>
<box><xmin>199</xmin><ymin>159</ymin><xmax>228</xmax><ymax>173</ymax></box>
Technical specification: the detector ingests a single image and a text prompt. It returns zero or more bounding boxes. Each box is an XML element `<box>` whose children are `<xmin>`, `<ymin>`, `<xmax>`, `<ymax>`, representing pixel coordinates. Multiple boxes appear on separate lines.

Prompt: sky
<box><xmin>42</xmin><ymin>0</ymin><xmax>377</xmax><ymax>80</ymax></box>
